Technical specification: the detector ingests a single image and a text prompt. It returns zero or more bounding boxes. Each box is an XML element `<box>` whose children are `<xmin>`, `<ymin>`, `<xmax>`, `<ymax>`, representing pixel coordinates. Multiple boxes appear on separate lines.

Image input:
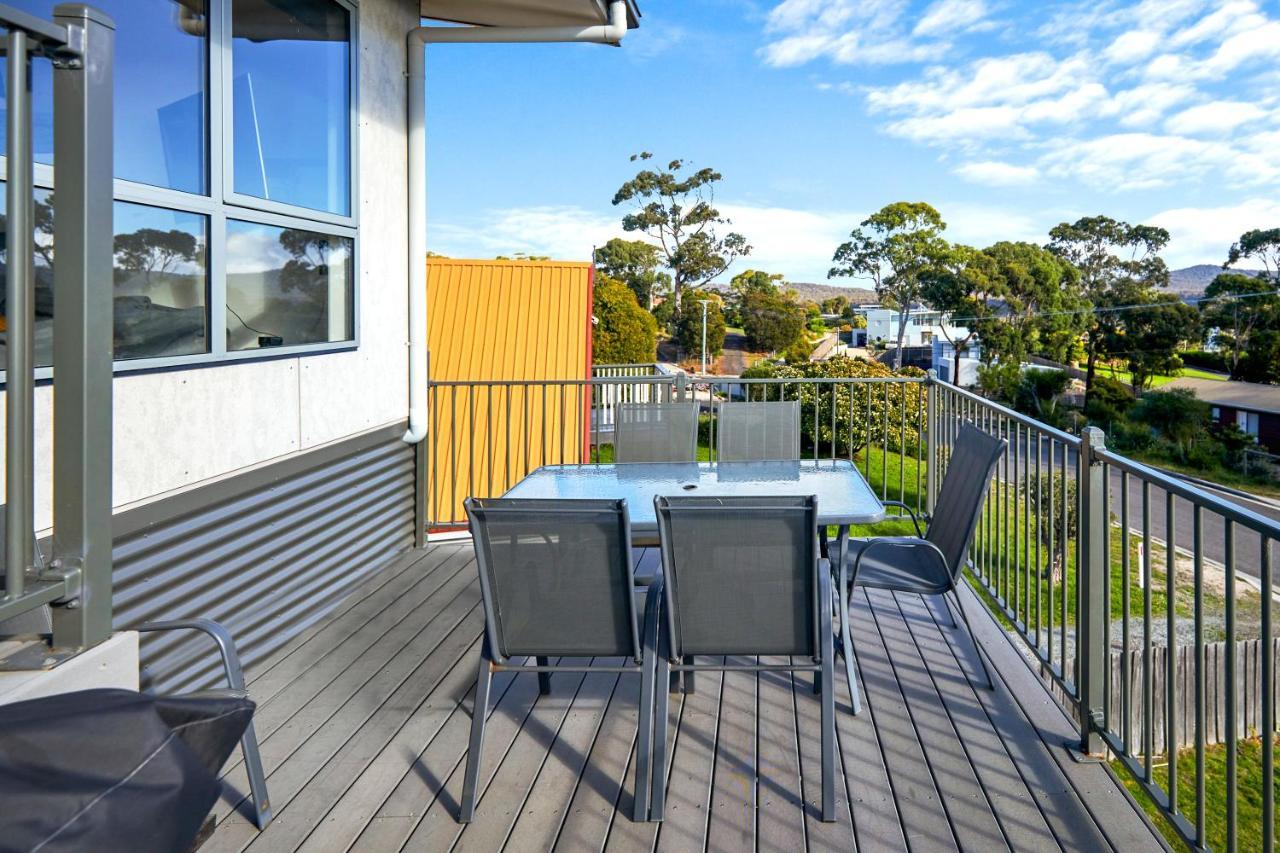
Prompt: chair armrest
<box><xmin>639</xmin><ymin>577</ymin><xmax>664</xmax><ymax>666</ymax></box>
<box><xmin>817</xmin><ymin>558</ymin><xmax>833</xmax><ymax>663</ymax></box>
<box><xmin>136</xmin><ymin>618</ymin><xmax>246</xmax><ymax>692</ymax></box>
<box><xmin>881</xmin><ymin>501</ymin><xmax>926</xmax><ymax>537</ymax></box>
<box><xmin>847</xmin><ymin>538</ymin><xmax>950</xmax><ymax>589</ymax></box>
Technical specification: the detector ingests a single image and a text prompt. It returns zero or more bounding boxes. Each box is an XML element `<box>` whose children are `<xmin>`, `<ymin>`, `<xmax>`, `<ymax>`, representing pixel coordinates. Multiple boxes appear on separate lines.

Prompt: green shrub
<box><xmin>1085</xmin><ymin>375</ymin><xmax>1135</xmax><ymax>427</ymax></box>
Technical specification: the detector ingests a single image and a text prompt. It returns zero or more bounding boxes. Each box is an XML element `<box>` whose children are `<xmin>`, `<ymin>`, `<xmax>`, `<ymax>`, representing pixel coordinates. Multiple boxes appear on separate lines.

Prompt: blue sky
<box><xmin>425</xmin><ymin>0</ymin><xmax>1280</xmax><ymax>283</ymax></box>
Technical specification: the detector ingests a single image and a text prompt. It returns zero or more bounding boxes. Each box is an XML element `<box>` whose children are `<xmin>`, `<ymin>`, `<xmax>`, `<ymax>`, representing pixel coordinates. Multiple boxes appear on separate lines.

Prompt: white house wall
<box><xmin>10</xmin><ymin>0</ymin><xmax>418</xmax><ymax>531</ymax></box>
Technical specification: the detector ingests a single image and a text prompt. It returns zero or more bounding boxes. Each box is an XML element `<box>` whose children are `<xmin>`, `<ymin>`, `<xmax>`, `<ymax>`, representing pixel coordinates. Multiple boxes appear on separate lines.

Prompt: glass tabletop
<box><xmin>503</xmin><ymin>459</ymin><xmax>886</xmax><ymax>531</ymax></box>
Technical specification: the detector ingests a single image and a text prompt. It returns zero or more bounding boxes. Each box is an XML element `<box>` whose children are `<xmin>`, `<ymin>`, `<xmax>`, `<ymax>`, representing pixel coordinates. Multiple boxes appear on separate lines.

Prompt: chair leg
<box><xmin>651</xmin><ymin>654</ymin><xmax>671</xmax><ymax>820</ymax></box>
<box><xmin>820</xmin><ymin>651</ymin><xmax>836</xmax><ymax>822</ymax></box>
<box><xmin>239</xmin><ymin>719</ymin><xmax>273</xmax><ymax>829</ymax></box>
<box><xmin>634</xmin><ymin>581</ymin><xmax>663</xmax><ymax>823</ymax></box>
<box><xmin>536</xmin><ymin>656</ymin><xmax>552</xmax><ymax>695</ymax></box>
<box><xmin>950</xmin><ymin>589</ymin><xmax>994</xmax><ymax>690</ymax></box>
<box><xmin>838</xmin><ymin>562</ymin><xmax>862</xmax><ymax>715</ymax></box>
<box><xmin>818</xmin><ymin>558</ymin><xmax>837</xmax><ymax>822</ymax></box>
<box><xmin>634</xmin><ymin>658</ymin><xmax>656</xmax><ymax>822</ymax></box>
<box><xmin>682</xmin><ymin>656</ymin><xmax>695</xmax><ymax>694</ymax></box>
<box><xmin>459</xmin><ymin>641</ymin><xmax>494</xmax><ymax>822</ymax></box>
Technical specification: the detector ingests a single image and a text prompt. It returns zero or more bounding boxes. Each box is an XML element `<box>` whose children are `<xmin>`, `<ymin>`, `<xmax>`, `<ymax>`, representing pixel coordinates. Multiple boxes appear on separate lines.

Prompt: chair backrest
<box><xmin>465</xmin><ymin>498</ymin><xmax>640</xmax><ymax>661</ymax></box>
<box><xmin>615</xmin><ymin>402</ymin><xmax>699</xmax><ymax>463</ymax></box>
<box><xmin>716</xmin><ymin>401</ymin><xmax>801</xmax><ymax>462</ymax></box>
<box><xmin>654</xmin><ymin>494</ymin><xmax>819</xmax><ymax>658</ymax></box>
<box><xmin>927</xmin><ymin>423</ymin><xmax>1007</xmax><ymax>580</ymax></box>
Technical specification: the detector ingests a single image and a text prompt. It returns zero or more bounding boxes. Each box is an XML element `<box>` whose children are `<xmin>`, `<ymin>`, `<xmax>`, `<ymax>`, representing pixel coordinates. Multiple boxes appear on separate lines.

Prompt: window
<box><xmin>1</xmin><ymin>0</ymin><xmax>210</xmax><ymax>193</ymax></box>
<box><xmin>1237</xmin><ymin>410</ymin><xmax>1260</xmax><ymax>438</ymax></box>
<box><xmin>226</xmin><ymin>220</ymin><xmax>351</xmax><ymax>350</ymax></box>
<box><xmin>231</xmin><ymin>0</ymin><xmax>351</xmax><ymax>215</ymax></box>
<box><xmin>113</xmin><ymin>203</ymin><xmax>210</xmax><ymax>359</ymax></box>
<box><xmin>0</xmin><ymin>0</ymin><xmax>356</xmax><ymax>381</ymax></box>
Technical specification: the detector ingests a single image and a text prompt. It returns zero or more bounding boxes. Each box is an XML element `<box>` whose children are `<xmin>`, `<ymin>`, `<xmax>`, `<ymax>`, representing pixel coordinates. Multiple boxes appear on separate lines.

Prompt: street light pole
<box><xmin>699</xmin><ymin>299</ymin><xmax>711</xmax><ymax>374</ymax></box>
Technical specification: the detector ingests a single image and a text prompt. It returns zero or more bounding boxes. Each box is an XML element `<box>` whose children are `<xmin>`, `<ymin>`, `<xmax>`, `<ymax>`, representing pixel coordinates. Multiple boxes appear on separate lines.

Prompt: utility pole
<box><xmin>699</xmin><ymin>299</ymin><xmax>711</xmax><ymax>374</ymax></box>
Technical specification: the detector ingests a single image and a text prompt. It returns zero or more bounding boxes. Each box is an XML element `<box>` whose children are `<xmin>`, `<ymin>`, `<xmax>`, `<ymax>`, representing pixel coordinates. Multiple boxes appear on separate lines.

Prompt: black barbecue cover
<box><xmin>0</xmin><ymin>688</ymin><xmax>253</xmax><ymax>853</ymax></box>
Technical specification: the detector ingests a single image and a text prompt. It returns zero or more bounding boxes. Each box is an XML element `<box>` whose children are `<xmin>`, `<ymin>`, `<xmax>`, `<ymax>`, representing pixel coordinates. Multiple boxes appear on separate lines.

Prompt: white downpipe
<box><xmin>402</xmin><ymin>1</ymin><xmax>629</xmax><ymax>444</ymax></box>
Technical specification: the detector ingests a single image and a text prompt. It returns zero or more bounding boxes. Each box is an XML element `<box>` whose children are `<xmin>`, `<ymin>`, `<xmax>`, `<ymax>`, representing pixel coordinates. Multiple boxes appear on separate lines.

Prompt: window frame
<box><xmin>1</xmin><ymin>0</ymin><xmax>360</xmax><ymax>383</ymax></box>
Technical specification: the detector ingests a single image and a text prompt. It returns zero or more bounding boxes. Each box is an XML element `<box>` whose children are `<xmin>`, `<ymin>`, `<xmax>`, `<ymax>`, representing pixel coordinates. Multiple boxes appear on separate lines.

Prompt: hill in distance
<box><xmin>1168</xmin><ymin>264</ymin><xmax>1264</xmax><ymax>295</ymax></box>
<box><xmin>709</xmin><ymin>280</ymin><xmax>877</xmax><ymax>305</ymax></box>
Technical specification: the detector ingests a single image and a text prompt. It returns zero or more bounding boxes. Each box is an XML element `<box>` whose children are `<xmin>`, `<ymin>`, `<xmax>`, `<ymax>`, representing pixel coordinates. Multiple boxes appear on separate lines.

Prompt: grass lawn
<box><xmin>1126</xmin><ymin>451</ymin><xmax>1280</xmax><ymax>500</ymax></box>
<box><xmin>1095</xmin><ymin>363</ymin><xmax>1227</xmax><ymax>388</ymax></box>
<box><xmin>1113</xmin><ymin>736</ymin><xmax>1278</xmax><ymax>852</ymax></box>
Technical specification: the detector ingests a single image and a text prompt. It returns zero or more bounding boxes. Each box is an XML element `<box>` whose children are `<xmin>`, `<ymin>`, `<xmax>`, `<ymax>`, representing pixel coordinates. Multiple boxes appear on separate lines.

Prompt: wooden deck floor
<box><xmin>199</xmin><ymin>542</ymin><xmax>1167</xmax><ymax>853</ymax></box>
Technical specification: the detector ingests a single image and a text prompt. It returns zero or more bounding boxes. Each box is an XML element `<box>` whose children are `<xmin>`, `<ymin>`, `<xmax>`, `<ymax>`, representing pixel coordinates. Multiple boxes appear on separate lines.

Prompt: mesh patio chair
<box><xmin>836</xmin><ymin>423</ymin><xmax>1006</xmax><ymax>714</ymax></box>
<box><xmin>614</xmin><ymin>402</ymin><xmax>699</xmax><ymax>463</ymax></box>
<box><xmin>651</xmin><ymin>494</ymin><xmax>837</xmax><ymax>822</ymax></box>
<box><xmin>461</xmin><ymin>497</ymin><xmax>663</xmax><ymax>823</ymax></box>
<box><xmin>715</xmin><ymin>400</ymin><xmax>801</xmax><ymax>462</ymax></box>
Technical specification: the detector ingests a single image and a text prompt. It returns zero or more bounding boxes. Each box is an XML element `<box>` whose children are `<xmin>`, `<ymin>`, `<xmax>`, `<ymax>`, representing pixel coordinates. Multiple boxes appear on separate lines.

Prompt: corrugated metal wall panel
<box><xmin>112</xmin><ymin>425</ymin><xmax>416</xmax><ymax>695</ymax></box>
<box><xmin>426</xmin><ymin>259</ymin><xmax>592</xmax><ymax>523</ymax></box>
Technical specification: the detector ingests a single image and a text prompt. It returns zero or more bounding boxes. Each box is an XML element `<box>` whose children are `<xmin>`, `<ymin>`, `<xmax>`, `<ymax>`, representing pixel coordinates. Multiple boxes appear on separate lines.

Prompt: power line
<box><xmin>936</xmin><ymin>285</ymin><xmax>1280</xmax><ymax>326</ymax></box>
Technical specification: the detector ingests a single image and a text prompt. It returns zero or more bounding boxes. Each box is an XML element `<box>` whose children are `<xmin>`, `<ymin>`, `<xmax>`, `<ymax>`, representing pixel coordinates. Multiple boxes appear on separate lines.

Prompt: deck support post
<box><xmin>48</xmin><ymin>4</ymin><xmax>116</xmax><ymax>651</ymax></box>
<box><xmin>1077</xmin><ymin>426</ymin><xmax>1108</xmax><ymax>754</ymax></box>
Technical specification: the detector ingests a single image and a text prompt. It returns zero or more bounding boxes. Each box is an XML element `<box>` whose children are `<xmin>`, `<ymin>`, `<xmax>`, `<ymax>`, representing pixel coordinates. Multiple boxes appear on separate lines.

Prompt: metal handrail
<box><xmin>0</xmin><ymin>4</ymin><xmax>115</xmax><ymax>660</ymax></box>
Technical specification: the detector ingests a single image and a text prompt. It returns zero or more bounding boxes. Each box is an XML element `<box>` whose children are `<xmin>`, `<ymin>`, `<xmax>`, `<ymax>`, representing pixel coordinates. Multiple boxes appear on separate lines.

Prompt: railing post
<box><xmin>1078</xmin><ymin>426</ymin><xmax>1108</xmax><ymax>753</ymax></box>
<box><xmin>49</xmin><ymin>4</ymin><xmax>116</xmax><ymax>650</ymax></box>
<box><xmin>925</xmin><ymin>371</ymin><xmax>938</xmax><ymax>516</ymax></box>
<box><xmin>675</xmin><ymin>371</ymin><xmax>689</xmax><ymax>402</ymax></box>
<box><xmin>6</xmin><ymin>23</ymin><xmax>36</xmax><ymax>603</ymax></box>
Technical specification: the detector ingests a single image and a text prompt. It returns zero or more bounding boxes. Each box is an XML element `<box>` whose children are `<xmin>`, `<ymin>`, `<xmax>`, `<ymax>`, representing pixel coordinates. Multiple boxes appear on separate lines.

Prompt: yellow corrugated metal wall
<box><xmin>427</xmin><ymin>259</ymin><xmax>593</xmax><ymax>525</ymax></box>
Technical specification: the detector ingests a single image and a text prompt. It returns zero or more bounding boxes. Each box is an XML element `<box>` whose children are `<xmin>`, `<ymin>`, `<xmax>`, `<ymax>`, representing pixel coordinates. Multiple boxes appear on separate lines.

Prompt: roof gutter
<box><xmin>402</xmin><ymin>1</ymin><xmax>630</xmax><ymax>444</ymax></box>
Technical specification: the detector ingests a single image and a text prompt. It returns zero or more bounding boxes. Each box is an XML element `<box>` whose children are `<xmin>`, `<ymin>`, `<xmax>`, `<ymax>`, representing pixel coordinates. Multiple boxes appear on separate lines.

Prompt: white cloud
<box><xmin>428</xmin><ymin>205</ymin><xmax>617</xmax><ymax>262</ymax></box>
<box><xmin>1164</xmin><ymin>100</ymin><xmax>1267</xmax><ymax>135</ymax></box>
<box><xmin>939</xmin><ymin>202</ymin><xmax>1048</xmax><ymax>247</ymax></box>
<box><xmin>1108</xmin><ymin>82</ymin><xmax>1199</xmax><ymax>128</ymax></box>
<box><xmin>954</xmin><ymin>160</ymin><xmax>1039</xmax><ymax>185</ymax></box>
<box><xmin>1103</xmin><ymin>29</ymin><xmax>1162</xmax><ymax>64</ymax></box>
<box><xmin>913</xmin><ymin>0</ymin><xmax>990</xmax><ymax>38</ymax></box>
<box><xmin>1149</xmin><ymin>197</ymin><xmax>1280</xmax><ymax>267</ymax></box>
<box><xmin>760</xmin><ymin>0</ymin><xmax>967</xmax><ymax>67</ymax></box>
<box><xmin>1039</xmin><ymin>133</ymin><xmax>1233</xmax><ymax>190</ymax></box>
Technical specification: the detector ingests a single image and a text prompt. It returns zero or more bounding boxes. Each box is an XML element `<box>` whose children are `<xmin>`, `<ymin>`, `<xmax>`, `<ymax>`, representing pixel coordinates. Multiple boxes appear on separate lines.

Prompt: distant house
<box><xmin>932</xmin><ymin>338</ymin><xmax>981</xmax><ymax>386</ymax></box>
<box><xmin>1164</xmin><ymin>377</ymin><xmax>1280</xmax><ymax>452</ymax></box>
<box><xmin>865</xmin><ymin>307</ymin><xmax>968</xmax><ymax>350</ymax></box>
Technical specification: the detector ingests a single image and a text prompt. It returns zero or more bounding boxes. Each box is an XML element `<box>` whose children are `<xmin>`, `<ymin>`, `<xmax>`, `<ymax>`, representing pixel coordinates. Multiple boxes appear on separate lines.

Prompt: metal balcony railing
<box><xmin>0</xmin><ymin>3</ymin><xmax>116</xmax><ymax>662</ymax></box>
<box><xmin>426</xmin><ymin>367</ymin><xmax>1276</xmax><ymax>851</ymax></box>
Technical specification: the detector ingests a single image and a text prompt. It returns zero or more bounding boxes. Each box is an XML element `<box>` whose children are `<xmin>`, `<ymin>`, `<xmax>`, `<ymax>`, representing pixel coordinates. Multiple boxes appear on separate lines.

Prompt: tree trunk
<box><xmin>894</xmin><ymin>307</ymin><xmax>907</xmax><ymax>370</ymax></box>
<box><xmin>1083</xmin><ymin>341</ymin><xmax>1099</xmax><ymax>410</ymax></box>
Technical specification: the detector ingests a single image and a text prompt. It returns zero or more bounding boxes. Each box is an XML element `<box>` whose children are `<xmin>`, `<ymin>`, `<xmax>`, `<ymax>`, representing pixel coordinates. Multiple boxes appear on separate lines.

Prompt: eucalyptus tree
<box><xmin>611</xmin><ymin>153</ymin><xmax>750</xmax><ymax>311</ymax></box>
<box><xmin>593</xmin><ymin>237</ymin><xmax>670</xmax><ymax>311</ymax></box>
<box><xmin>1046</xmin><ymin>215</ymin><xmax>1170</xmax><ymax>404</ymax></box>
<box><xmin>828</xmin><ymin>201</ymin><xmax>951</xmax><ymax>369</ymax></box>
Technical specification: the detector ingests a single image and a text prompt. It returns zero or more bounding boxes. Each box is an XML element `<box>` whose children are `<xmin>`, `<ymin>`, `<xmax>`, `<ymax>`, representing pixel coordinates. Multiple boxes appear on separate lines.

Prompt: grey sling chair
<box><xmin>460</xmin><ymin>498</ymin><xmax>664</xmax><ymax>823</ymax></box>
<box><xmin>836</xmin><ymin>422</ymin><xmax>1006</xmax><ymax>714</ymax></box>
<box><xmin>650</xmin><ymin>495</ymin><xmax>838</xmax><ymax>822</ymax></box>
<box><xmin>715</xmin><ymin>400</ymin><xmax>801</xmax><ymax>462</ymax></box>
<box><xmin>614</xmin><ymin>402</ymin><xmax>700</xmax><ymax>463</ymax></box>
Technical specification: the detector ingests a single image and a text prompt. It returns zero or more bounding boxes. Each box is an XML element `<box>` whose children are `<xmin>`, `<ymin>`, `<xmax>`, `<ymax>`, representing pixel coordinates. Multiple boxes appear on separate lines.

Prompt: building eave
<box><xmin>420</xmin><ymin>0</ymin><xmax>640</xmax><ymax>29</ymax></box>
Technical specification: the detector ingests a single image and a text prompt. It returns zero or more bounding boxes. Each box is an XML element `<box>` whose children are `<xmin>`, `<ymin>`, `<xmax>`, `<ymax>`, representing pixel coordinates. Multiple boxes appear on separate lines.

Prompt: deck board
<box><xmin>202</xmin><ymin>543</ymin><xmax>1168</xmax><ymax>853</ymax></box>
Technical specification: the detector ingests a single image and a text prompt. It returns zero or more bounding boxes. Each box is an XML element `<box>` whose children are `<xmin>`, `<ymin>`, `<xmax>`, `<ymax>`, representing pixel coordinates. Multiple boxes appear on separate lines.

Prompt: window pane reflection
<box><xmin>232</xmin><ymin>0</ymin><xmax>351</xmax><ymax>214</ymax></box>
<box><xmin>0</xmin><ymin>187</ymin><xmax>55</xmax><ymax>368</ymax></box>
<box><xmin>0</xmin><ymin>1</ymin><xmax>209</xmax><ymax>193</ymax></box>
<box><xmin>113</xmin><ymin>202</ymin><xmax>209</xmax><ymax>359</ymax></box>
<box><xmin>226</xmin><ymin>219</ymin><xmax>352</xmax><ymax>351</ymax></box>
<box><xmin>0</xmin><ymin>190</ymin><xmax>209</xmax><ymax>365</ymax></box>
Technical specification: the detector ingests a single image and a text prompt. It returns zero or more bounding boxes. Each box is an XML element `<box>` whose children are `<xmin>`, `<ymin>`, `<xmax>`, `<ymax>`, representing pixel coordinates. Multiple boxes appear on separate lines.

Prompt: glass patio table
<box><xmin>503</xmin><ymin>459</ymin><xmax>885</xmax><ymax>544</ymax></box>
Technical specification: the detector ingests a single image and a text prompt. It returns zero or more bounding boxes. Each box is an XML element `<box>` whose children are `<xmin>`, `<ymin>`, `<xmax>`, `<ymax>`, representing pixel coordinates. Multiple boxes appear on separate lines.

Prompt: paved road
<box><xmin>997</xmin><ymin>440</ymin><xmax>1278</xmax><ymax>584</ymax></box>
